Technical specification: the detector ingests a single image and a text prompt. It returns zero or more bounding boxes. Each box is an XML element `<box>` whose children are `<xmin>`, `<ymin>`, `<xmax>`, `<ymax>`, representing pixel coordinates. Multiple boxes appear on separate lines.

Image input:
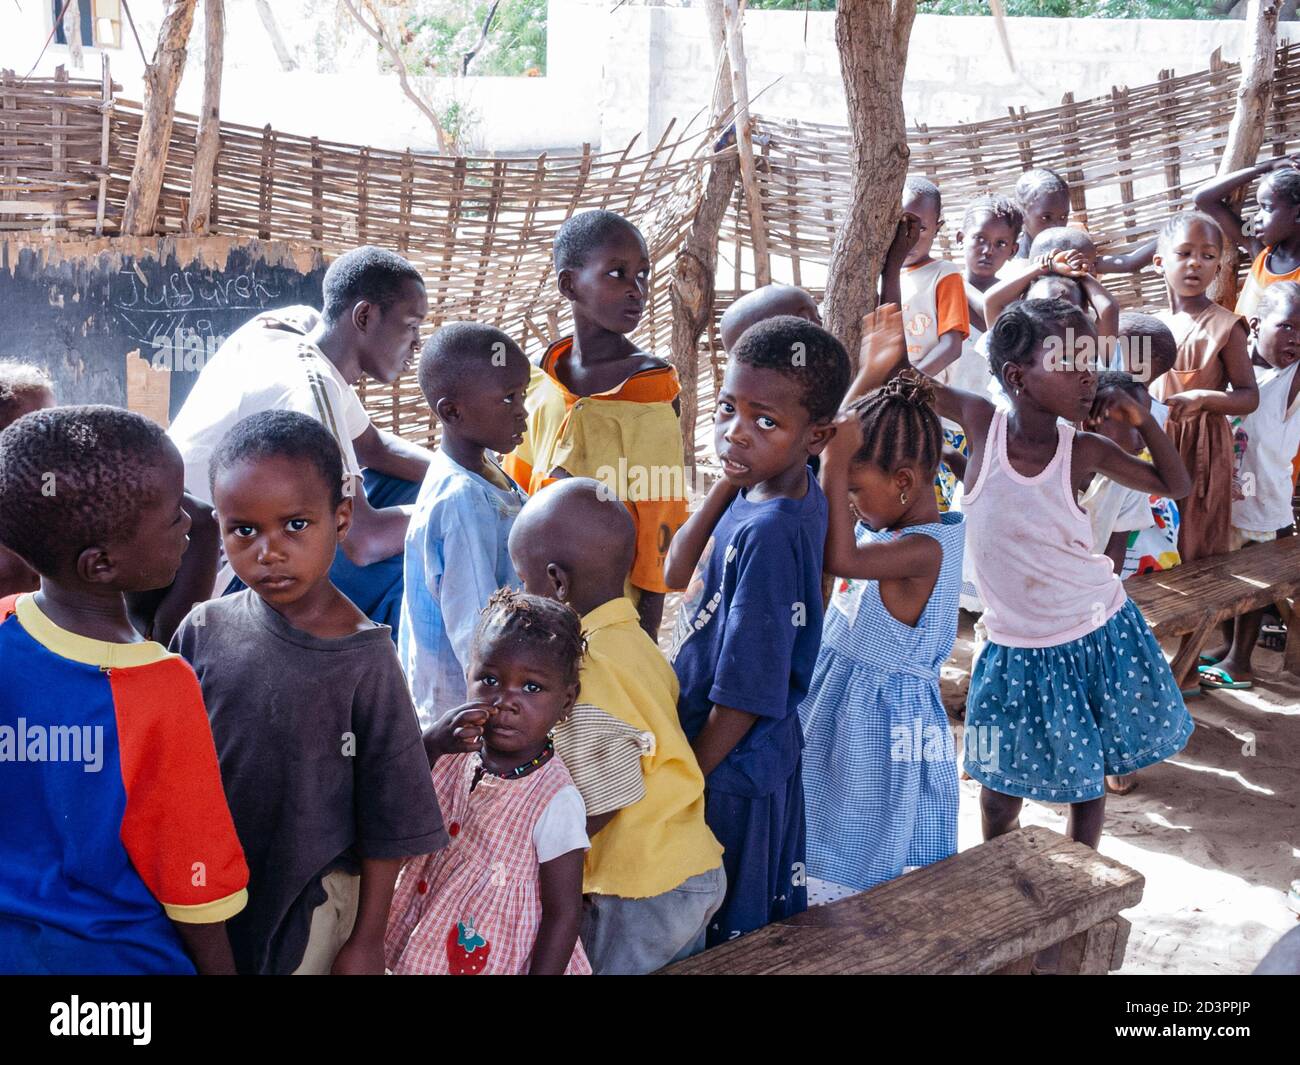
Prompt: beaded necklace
<box><xmin>472</xmin><ymin>738</ymin><xmax>555</xmax><ymax>789</ymax></box>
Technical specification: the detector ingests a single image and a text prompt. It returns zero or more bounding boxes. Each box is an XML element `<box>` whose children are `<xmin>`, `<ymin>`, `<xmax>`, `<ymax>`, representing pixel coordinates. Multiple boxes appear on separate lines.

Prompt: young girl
<box><xmin>1150</xmin><ymin>211</ymin><xmax>1259</xmax><ymax>562</ymax></box>
<box><xmin>385</xmin><ymin>589</ymin><xmax>590</xmax><ymax>975</ymax></box>
<box><xmin>800</xmin><ymin>359</ymin><xmax>964</xmax><ymax>892</ymax></box>
<box><xmin>1193</xmin><ymin>156</ymin><xmax>1300</xmax><ymax>318</ymax></box>
<box><xmin>891</xmin><ymin>298</ymin><xmax>1194</xmax><ymax>851</ymax></box>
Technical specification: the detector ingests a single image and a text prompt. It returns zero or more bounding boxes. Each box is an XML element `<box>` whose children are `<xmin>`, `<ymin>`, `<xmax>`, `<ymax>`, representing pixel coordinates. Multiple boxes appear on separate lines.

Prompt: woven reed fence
<box><xmin>5</xmin><ymin>45</ymin><xmax>1300</xmax><ymax>443</ymax></box>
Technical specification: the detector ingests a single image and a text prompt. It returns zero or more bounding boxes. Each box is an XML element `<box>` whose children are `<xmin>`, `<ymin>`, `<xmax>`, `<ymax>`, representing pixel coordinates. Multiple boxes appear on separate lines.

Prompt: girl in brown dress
<box><xmin>1151</xmin><ymin>211</ymin><xmax>1258</xmax><ymax>562</ymax></box>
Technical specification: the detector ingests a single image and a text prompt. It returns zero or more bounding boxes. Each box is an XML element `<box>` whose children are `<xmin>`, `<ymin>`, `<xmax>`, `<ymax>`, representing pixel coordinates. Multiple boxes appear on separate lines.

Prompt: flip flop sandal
<box><xmin>1260</xmin><ymin>623</ymin><xmax>1286</xmax><ymax>652</ymax></box>
<box><xmin>1197</xmin><ymin>653</ymin><xmax>1221</xmax><ymax>666</ymax></box>
<box><xmin>1198</xmin><ymin>666</ymin><xmax>1253</xmax><ymax>691</ymax></box>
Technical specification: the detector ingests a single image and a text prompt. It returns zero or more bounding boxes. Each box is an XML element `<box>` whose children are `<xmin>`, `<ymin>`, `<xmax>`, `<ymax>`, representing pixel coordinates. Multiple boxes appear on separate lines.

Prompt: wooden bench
<box><xmin>660</xmin><ymin>826</ymin><xmax>1143</xmax><ymax>975</ymax></box>
<box><xmin>1126</xmin><ymin>534</ymin><xmax>1300</xmax><ymax>690</ymax></box>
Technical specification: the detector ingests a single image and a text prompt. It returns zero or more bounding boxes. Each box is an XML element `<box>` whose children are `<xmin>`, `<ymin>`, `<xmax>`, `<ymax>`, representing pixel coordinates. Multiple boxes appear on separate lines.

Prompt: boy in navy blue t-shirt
<box><xmin>665</xmin><ymin>316</ymin><xmax>850</xmax><ymax>945</ymax></box>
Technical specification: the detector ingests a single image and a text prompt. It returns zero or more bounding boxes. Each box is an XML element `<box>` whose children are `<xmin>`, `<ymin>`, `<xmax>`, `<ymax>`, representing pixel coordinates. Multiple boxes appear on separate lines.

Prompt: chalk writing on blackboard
<box><xmin>112</xmin><ymin>268</ymin><xmax>285</xmax><ymax>348</ymax></box>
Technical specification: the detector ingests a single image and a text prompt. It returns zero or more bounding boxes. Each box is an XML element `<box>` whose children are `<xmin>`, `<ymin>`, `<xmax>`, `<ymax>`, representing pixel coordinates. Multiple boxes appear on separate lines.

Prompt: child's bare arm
<box><xmin>913</xmin><ymin>329</ymin><xmax>964</xmax><ymax>377</ymax></box>
<box><xmin>422</xmin><ymin>703</ymin><xmax>496</xmax><ymax>767</ymax></box>
<box><xmin>664</xmin><ymin>477</ymin><xmax>739</xmax><ymax>590</ymax></box>
<box><xmin>332</xmin><ymin>857</ymin><xmax>402</xmax><ymax>975</ymax></box>
<box><xmin>691</xmin><ymin>705</ymin><xmax>758</xmax><ymax>779</ymax></box>
<box><xmin>530</xmin><ymin>848</ymin><xmax>585</xmax><ymax>975</ymax></box>
<box><xmin>172</xmin><ymin>920</ymin><xmax>238</xmax><ymax>975</ymax></box>
<box><xmin>1103</xmin><ymin>530</ymin><xmax>1128</xmax><ymax>575</ymax></box>
<box><xmin>880</xmin><ymin>214</ymin><xmax>920</xmax><ymax>307</ymax></box>
<box><xmin>1078</xmin><ymin>275</ymin><xmax>1119</xmax><ymax>354</ymax></box>
<box><xmin>1095</xmin><ymin>238</ymin><xmax>1156</xmax><ymax>275</ymax></box>
<box><xmin>1192</xmin><ymin>158</ymin><xmax>1297</xmax><ymax>255</ymax></box>
<box><xmin>943</xmin><ymin>445</ymin><xmax>968</xmax><ymax>482</ymax></box>
<box><xmin>1164</xmin><ymin>324</ymin><xmax>1259</xmax><ymax>418</ymax></box>
<box><xmin>1080</xmin><ymin>391</ymin><xmax>1191</xmax><ymax>499</ymax></box>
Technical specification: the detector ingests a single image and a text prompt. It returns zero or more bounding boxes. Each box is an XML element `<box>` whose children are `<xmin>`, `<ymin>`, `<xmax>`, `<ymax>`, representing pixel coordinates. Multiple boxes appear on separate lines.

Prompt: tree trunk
<box><xmin>722</xmin><ymin>0</ymin><xmax>771</xmax><ymax>288</ymax></box>
<box><xmin>1211</xmin><ymin>0</ymin><xmax>1281</xmax><ymax>308</ymax></box>
<box><xmin>187</xmin><ymin>0</ymin><xmax>224</xmax><ymax>234</ymax></box>
<box><xmin>668</xmin><ymin>0</ymin><xmax>740</xmax><ymax>473</ymax></box>
<box><xmin>254</xmin><ymin>0</ymin><xmax>297</xmax><ymax>71</ymax></box>
<box><xmin>121</xmin><ymin>0</ymin><xmax>199</xmax><ymax>236</ymax></box>
<box><xmin>822</xmin><ymin>0</ymin><xmax>916</xmax><ymax>363</ymax></box>
<box><xmin>63</xmin><ymin>0</ymin><xmax>84</xmax><ymax>70</ymax></box>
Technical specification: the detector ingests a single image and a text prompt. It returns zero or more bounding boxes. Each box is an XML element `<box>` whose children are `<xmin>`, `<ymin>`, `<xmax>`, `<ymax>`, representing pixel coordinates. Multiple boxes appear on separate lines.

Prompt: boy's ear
<box><xmin>335</xmin><ymin>496</ymin><xmax>354</xmax><ymax>542</ymax></box>
<box><xmin>556</xmin><ymin>268</ymin><xmax>577</xmax><ymax>303</ymax></box>
<box><xmin>351</xmin><ymin>299</ymin><xmax>375</xmax><ymax>335</ymax></box>
<box><xmin>1248</xmin><ymin>315</ymin><xmax>1262</xmax><ymax>338</ymax></box>
<box><xmin>434</xmin><ymin>396</ymin><xmax>459</xmax><ymax>425</ymax></box>
<box><xmin>546</xmin><ymin>561</ymin><xmax>571</xmax><ymax>604</ymax></box>
<box><xmin>805</xmin><ymin>418</ymin><xmax>837</xmax><ymax>457</ymax></box>
<box><xmin>954</xmin><ymin>228</ymin><xmax>966</xmax><ymax>248</ymax></box>
<box><xmin>76</xmin><ymin>545</ymin><xmax>117</xmax><ymax>586</ymax></box>
<box><xmin>1151</xmin><ymin>251</ymin><xmax>1164</xmax><ymax>269</ymax></box>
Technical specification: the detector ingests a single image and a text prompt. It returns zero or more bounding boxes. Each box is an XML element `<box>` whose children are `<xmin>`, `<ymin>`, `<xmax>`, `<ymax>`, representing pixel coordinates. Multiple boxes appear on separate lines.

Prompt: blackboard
<box><xmin>0</xmin><ymin>236</ymin><xmax>327</xmax><ymax>422</ymax></box>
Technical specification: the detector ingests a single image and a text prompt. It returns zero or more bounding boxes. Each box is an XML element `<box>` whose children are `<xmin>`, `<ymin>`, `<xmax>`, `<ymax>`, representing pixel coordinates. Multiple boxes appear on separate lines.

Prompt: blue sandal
<box><xmin>1198</xmin><ymin>665</ymin><xmax>1253</xmax><ymax>691</ymax></box>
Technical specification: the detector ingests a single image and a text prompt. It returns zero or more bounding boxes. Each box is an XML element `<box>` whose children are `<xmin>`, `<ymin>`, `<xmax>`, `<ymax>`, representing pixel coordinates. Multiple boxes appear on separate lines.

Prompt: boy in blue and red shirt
<box><xmin>0</xmin><ymin>405</ymin><xmax>248</xmax><ymax>974</ymax></box>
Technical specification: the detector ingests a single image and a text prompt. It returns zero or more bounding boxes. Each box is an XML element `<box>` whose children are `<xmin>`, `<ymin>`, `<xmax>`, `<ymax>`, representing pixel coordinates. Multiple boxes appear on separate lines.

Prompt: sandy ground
<box><xmin>942</xmin><ymin>618</ymin><xmax>1299</xmax><ymax>975</ymax></box>
<box><xmin>661</xmin><ymin>593</ymin><xmax>1298</xmax><ymax>974</ymax></box>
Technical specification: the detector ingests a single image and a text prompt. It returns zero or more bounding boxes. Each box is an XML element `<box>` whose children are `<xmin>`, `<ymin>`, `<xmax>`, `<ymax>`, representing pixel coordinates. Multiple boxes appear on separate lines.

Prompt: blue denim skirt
<box><xmin>965</xmin><ymin>598</ymin><xmax>1194</xmax><ymax>803</ymax></box>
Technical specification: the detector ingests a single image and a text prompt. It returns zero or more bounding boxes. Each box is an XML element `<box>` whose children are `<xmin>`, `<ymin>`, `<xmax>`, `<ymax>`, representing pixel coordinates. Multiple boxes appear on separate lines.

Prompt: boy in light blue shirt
<box><xmin>399</xmin><ymin>323</ymin><xmax>531</xmax><ymax>728</ymax></box>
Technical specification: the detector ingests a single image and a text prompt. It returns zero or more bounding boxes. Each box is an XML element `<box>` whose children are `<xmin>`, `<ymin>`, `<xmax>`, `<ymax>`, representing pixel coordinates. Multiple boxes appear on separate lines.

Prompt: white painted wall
<box><xmin>1</xmin><ymin>2</ymin><xmax>1295</xmax><ymax>154</ymax></box>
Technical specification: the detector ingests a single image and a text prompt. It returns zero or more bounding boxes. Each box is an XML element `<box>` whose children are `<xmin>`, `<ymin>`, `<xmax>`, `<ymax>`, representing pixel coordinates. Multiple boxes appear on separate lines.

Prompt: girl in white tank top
<box><xmin>872</xmin><ymin>298</ymin><xmax>1195</xmax><ymax>859</ymax></box>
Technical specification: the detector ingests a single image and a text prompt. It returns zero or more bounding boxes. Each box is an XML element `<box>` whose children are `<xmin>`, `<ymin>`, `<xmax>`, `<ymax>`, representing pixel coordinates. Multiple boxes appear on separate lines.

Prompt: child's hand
<box><xmin>885</xmin><ymin>213</ymin><xmax>921</xmax><ymax>264</ymax></box>
<box><xmin>854</xmin><ymin>303</ymin><xmax>907</xmax><ymax>391</ymax></box>
<box><xmin>424</xmin><ymin>702</ymin><xmax>497</xmax><ymax>759</ymax></box>
<box><xmin>824</xmin><ymin>403</ymin><xmax>865</xmax><ymax>466</ymax></box>
<box><xmin>1086</xmin><ymin>388</ymin><xmax>1147</xmax><ymax>431</ymax></box>
<box><xmin>1164</xmin><ymin>391</ymin><xmax>1207</xmax><ymax>420</ymax></box>
<box><xmin>1044</xmin><ymin>250</ymin><xmax>1089</xmax><ymax>278</ymax></box>
<box><xmin>1263</xmin><ymin>154</ymin><xmax>1300</xmax><ymax>174</ymax></box>
<box><xmin>331</xmin><ymin>935</ymin><xmax>386</xmax><ymax>976</ymax></box>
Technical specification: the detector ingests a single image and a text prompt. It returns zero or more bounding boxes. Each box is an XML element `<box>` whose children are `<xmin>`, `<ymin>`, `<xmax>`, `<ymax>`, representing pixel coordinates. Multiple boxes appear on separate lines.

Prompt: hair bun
<box><xmin>881</xmin><ymin>367</ymin><xmax>935</xmax><ymax>408</ymax></box>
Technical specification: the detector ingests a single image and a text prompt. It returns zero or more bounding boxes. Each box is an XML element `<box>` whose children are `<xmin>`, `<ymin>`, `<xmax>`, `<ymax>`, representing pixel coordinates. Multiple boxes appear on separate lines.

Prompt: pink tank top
<box><xmin>963</xmin><ymin>410</ymin><xmax>1127</xmax><ymax>648</ymax></box>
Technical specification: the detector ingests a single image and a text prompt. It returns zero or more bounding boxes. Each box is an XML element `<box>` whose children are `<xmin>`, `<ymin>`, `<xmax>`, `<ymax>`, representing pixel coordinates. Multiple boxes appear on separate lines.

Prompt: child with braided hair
<box><xmin>799</xmin><ymin>360</ymin><xmax>965</xmax><ymax>892</ymax></box>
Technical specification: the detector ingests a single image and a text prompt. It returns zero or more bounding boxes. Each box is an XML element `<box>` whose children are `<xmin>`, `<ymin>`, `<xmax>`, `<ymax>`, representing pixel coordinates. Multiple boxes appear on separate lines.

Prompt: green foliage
<box><xmin>402</xmin><ymin>0</ymin><xmax>548</xmax><ymax>77</ymax></box>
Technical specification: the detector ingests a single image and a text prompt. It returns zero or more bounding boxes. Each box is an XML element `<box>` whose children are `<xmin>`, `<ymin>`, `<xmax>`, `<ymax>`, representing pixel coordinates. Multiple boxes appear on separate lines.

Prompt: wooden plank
<box><xmin>660</xmin><ymin>826</ymin><xmax>1144</xmax><ymax>975</ymax></box>
<box><xmin>1128</xmin><ymin>535</ymin><xmax>1300</xmax><ymax>637</ymax></box>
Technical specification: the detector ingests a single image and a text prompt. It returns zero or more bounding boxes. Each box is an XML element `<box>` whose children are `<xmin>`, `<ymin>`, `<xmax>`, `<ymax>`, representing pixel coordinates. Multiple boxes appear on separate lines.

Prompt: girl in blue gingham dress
<box><xmin>800</xmin><ymin>367</ymin><xmax>964</xmax><ymax>892</ymax></box>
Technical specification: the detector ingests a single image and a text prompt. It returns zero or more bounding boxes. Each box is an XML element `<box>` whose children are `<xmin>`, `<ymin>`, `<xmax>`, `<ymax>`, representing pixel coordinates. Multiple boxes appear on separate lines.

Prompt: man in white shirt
<box><xmin>168</xmin><ymin>246</ymin><xmax>432</xmax><ymax>630</ymax></box>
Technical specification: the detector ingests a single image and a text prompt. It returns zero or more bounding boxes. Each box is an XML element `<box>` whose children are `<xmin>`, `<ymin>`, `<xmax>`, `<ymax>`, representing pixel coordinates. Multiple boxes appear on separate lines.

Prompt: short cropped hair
<box><xmin>1029</xmin><ymin>226</ymin><xmax>1096</xmax><ymax>259</ymax></box>
<box><xmin>210</xmin><ymin>410</ymin><xmax>345</xmax><ymax>509</ymax></box>
<box><xmin>904</xmin><ymin>175</ymin><xmax>942</xmax><ymax>214</ymax></box>
<box><xmin>730</xmin><ymin>316</ymin><xmax>850</xmax><ymax>424</ymax></box>
<box><xmin>0</xmin><ymin>405</ymin><xmax>172</xmax><ymax>574</ymax></box>
<box><xmin>1095</xmin><ymin>369</ymin><xmax>1149</xmax><ymax>404</ymax></box>
<box><xmin>418</xmin><ymin>321</ymin><xmax>525</xmax><ymax>403</ymax></box>
<box><xmin>1255</xmin><ymin>280</ymin><xmax>1300</xmax><ymax>319</ymax></box>
<box><xmin>1117</xmin><ymin>311</ymin><xmax>1178</xmax><ymax>381</ymax></box>
<box><xmin>321</xmin><ymin>246</ymin><xmax>425</xmax><ymax>325</ymax></box>
<box><xmin>961</xmin><ymin>194</ymin><xmax>1024</xmax><ymax>240</ymax></box>
<box><xmin>1262</xmin><ymin>166</ymin><xmax>1300</xmax><ymax>208</ymax></box>
<box><xmin>0</xmin><ymin>359</ymin><xmax>53</xmax><ymax>428</ymax></box>
<box><xmin>552</xmin><ymin>210</ymin><xmax>645</xmax><ymax>273</ymax></box>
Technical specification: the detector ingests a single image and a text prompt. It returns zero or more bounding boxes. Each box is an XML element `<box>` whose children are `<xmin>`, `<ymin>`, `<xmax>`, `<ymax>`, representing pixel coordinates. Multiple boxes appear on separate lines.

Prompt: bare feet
<box><xmin>1105</xmin><ymin>773</ymin><xmax>1139</xmax><ymax>796</ymax></box>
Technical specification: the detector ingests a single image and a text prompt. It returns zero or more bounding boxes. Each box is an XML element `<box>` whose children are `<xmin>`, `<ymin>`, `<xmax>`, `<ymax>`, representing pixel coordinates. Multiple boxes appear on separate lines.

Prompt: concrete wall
<box><xmin>601</xmin><ymin>8</ymin><xmax>1300</xmax><ymax>152</ymax></box>
<box><xmin>2</xmin><ymin>2</ymin><xmax>1295</xmax><ymax>154</ymax></box>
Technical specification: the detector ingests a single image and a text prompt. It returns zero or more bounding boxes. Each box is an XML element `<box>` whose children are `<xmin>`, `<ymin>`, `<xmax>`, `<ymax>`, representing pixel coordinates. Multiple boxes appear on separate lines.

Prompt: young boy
<box><xmin>664</xmin><ymin>316</ymin><xmax>850</xmax><ymax>945</ymax></box>
<box><xmin>504</xmin><ymin>210</ymin><xmax>688</xmax><ymax>639</ymax></box>
<box><xmin>508</xmin><ymin>476</ymin><xmax>725</xmax><ymax>973</ymax></box>
<box><xmin>984</xmin><ymin>227</ymin><xmax>1119</xmax><ymax>342</ymax></box>
<box><xmin>171</xmin><ymin>410</ymin><xmax>447</xmax><ymax>975</ymax></box>
<box><xmin>0</xmin><ymin>406</ymin><xmax>247</xmax><ymax>974</ymax></box>
<box><xmin>719</xmin><ymin>284</ymin><xmax>820</xmax><ymax>352</ymax></box>
<box><xmin>896</xmin><ymin>176</ymin><xmax>970</xmax><ymax>379</ymax></box>
<box><xmin>401</xmin><ymin>322</ymin><xmax>530</xmax><ymax>729</ymax></box>
<box><xmin>0</xmin><ymin>360</ymin><xmax>54</xmax><ymax>598</ymax></box>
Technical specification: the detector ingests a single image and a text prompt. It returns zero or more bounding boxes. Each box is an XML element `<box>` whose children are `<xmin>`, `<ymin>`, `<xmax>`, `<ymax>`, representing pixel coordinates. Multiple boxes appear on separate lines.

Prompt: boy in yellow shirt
<box><xmin>504</xmin><ymin>210</ymin><xmax>687</xmax><ymax>639</ymax></box>
<box><xmin>508</xmin><ymin>477</ymin><xmax>724</xmax><ymax>974</ymax></box>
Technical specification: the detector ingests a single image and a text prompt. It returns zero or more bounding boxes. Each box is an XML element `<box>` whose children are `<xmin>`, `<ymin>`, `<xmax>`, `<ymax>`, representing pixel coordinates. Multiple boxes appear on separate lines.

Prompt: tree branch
<box><xmin>462</xmin><ymin>0</ymin><xmax>503</xmax><ymax>76</ymax></box>
<box><xmin>341</xmin><ymin>0</ymin><xmax>450</xmax><ymax>154</ymax></box>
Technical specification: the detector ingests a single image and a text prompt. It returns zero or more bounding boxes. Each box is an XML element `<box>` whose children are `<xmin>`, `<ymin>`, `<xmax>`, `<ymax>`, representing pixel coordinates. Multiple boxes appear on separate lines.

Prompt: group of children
<box><xmin>2</xmin><ymin>150</ymin><xmax>1298</xmax><ymax>977</ymax></box>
